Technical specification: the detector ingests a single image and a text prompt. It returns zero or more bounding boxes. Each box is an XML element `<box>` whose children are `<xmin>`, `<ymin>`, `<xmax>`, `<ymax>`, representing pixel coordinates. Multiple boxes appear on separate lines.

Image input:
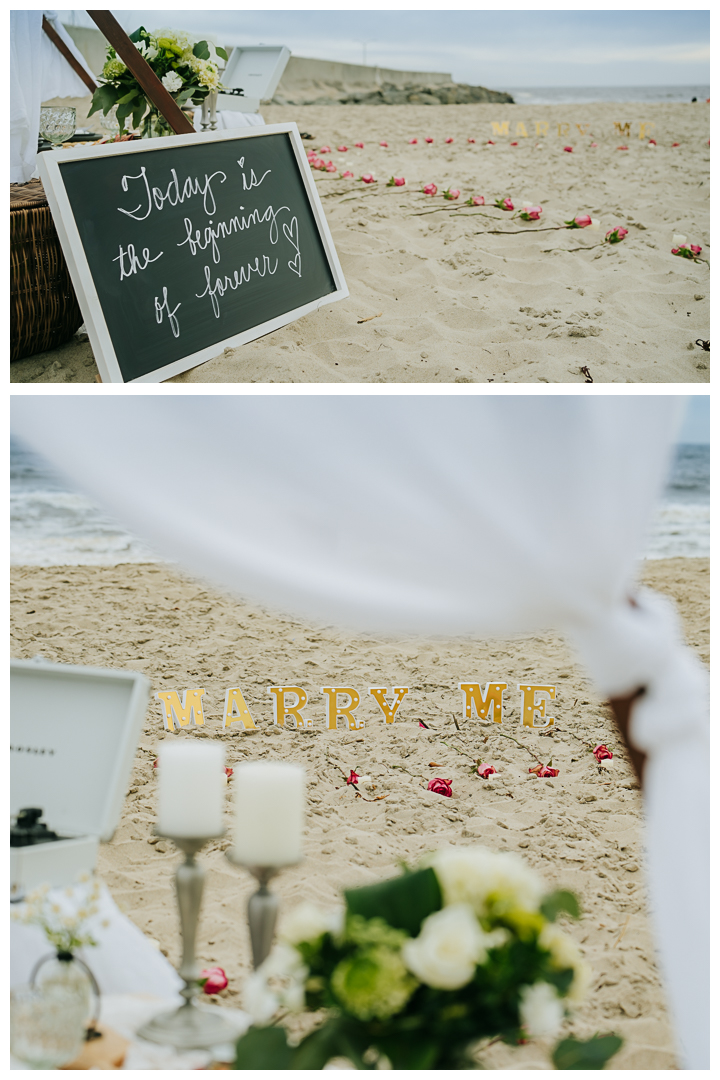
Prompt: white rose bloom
<box><xmin>280</xmin><ymin>902</ymin><xmax>344</xmax><ymax>945</ymax></box>
<box><xmin>673</xmin><ymin>233</ymin><xmax>688</xmax><ymax>246</ymax></box>
<box><xmin>135</xmin><ymin>41</ymin><xmax>158</xmax><ymax>61</ymax></box>
<box><xmin>432</xmin><ymin>847</ymin><xmax>544</xmax><ymax>915</ymax></box>
<box><xmin>539</xmin><ymin>924</ymin><xmax>581</xmax><ymax>970</ymax></box>
<box><xmin>567</xmin><ymin>958</ymin><xmax>593</xmax><ymax>1004</ymax></box>
<box><xmin>162</xmin><ymin>71</ymin><xmax>183</xmax><ymax>93</ymax></box>
<box><xmin>282</xmin><ymin>981</ymin><xmax>306</xmax><ymax>1013</ymax></box>
<box><xmin>483</xmin><ymin>926</ymin><xmax>510</xmax><ymax>949</ymax></box>
<box><xmin>402</xmin><ymin>903</ymin><xmax>486</xmax><ymax>989</ymax></box>
<box><xmin>519</xmin><ymin>981</ymin><xmax>564</xmax><ymax>1038</ymax></box>
<box><xmin>538</xmin><ymin>924</ymin><xmax>591</xmax><ymax>1004</ymax></box>
<box><xmin>260</xmin><ymin>942</ymin><xmax>307</xmax><ymax>981</ymax></box>
<box><xmin>243</xmin><ymin>970</ymin><xmax>279</xmax><ymax>1024</ymax></box>
<box><xmin>244</xmin><ymin>944</ymin><xmax>308</xmax><ymax>1022</ymax></box>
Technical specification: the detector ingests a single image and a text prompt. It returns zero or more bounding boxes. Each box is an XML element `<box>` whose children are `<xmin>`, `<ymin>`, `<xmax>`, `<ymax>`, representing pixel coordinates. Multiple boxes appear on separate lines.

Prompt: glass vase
<box><xmin>10</xmin><ymin>984</ymin><xmax>87</xmax><ymax>1068</ymax></box>
<box><xmin>141</xmin><ymin>101</ymin><xmax>174</xmax><ymax>139</ymax></box>
<box><xmin>31</xmin><ymin>951</ymin><xmax>97</xmax><ymax>1026</ymax></box>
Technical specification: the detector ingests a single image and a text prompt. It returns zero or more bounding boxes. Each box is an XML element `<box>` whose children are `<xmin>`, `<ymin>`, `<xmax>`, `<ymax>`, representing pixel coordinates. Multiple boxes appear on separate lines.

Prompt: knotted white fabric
<box><xmin>568</xmin><ymin>589</ymin><xmax>709</xmax><ymax>1069</ymax></box>
<box><xmin>10</xmin><ymin>395</ymin><xmax>708</xmax><ymax>1067</ymax></box>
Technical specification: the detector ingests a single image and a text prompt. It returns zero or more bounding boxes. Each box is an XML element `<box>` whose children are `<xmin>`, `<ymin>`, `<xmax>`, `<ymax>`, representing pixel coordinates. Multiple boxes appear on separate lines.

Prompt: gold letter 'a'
<box><xmin>223</xmin><ymin>687</ymin><xmax>257</xmax><ymax>730</ymax></box>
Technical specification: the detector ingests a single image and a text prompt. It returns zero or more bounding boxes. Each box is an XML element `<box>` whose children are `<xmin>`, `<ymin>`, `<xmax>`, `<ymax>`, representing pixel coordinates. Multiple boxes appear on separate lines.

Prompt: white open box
<box><xmin>219</xmin><ymin>45</ymin><xmax>291</xmax><ymax>113</ymax></box>
<box><xmin>10</xmin><ymin>659</ymin><xmax>151</xmax><ymax>898</ymax></box>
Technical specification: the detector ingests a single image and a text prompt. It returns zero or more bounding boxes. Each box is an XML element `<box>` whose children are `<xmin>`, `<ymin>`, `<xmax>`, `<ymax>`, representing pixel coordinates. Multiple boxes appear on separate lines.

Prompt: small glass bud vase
<box><xmin>30</xmin><ymin>950</ymin><xmax>100</xmax><ymax>1036</ymax></box>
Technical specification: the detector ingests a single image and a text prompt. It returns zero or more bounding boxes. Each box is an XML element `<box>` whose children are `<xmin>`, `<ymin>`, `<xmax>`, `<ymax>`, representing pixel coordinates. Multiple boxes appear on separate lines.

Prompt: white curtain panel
<box><xmin>10</xmin><ymin>10</ymin><xmax>98</xmax><ymax>183</ymax></box>
<box><xmin>11</xmin><ymin>395</ymin><xmax>708</xmax><ymax>1068</ymax></box>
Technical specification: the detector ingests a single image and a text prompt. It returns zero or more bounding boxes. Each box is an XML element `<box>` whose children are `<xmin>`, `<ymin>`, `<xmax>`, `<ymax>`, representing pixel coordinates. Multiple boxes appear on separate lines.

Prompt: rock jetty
<box><xmin>272</xmin><ymin>81</ymin><xmax>514</xmax><ymax>106</ymax></box>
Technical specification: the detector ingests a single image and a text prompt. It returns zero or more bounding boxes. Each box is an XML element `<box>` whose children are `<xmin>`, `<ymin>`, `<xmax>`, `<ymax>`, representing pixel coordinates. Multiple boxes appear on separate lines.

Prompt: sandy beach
<box><xmin>10</xmin><ymin>556</ymin><xmax>708</xmax><ymax>1068</ymax></box>
<box><xmin>11</xmin><ymin>100</ymin><xmax>709</xmax><ymax>384</ymax></box>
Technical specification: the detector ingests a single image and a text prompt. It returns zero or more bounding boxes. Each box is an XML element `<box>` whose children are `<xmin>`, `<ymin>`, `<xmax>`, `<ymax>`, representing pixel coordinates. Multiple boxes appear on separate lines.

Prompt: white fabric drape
<box><xmin>10</xmin><ymin>11</ymin><xmax>97</xmax><ymax>183</ymax></box>
<box><xmin>10</xmin><ymin>396</ymin><xmax>708</xmax><ymax>1068</ymax></box>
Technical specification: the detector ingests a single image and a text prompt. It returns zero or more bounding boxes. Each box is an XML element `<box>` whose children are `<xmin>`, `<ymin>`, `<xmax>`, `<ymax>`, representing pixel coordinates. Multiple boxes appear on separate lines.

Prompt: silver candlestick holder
<box><xmin>137</xmin><ymin>833</ymin><xmax>239</xmax><ymax>1050</ymax></box>
<box><xmin>225</xmin><ymin>852</ymin><xmax>302</xmax><ymax>969</ymax></box>
<box><xmin>200</xmin><ymin>91</ymin><xmax>218</xmax><ymax>131</ymax></box>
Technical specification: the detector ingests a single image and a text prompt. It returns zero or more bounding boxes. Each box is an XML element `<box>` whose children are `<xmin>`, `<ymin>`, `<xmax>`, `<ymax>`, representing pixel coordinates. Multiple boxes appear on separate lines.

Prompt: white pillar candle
<box><xmin>232</xmin><ymin>762</ymin><xmax>305</xmax><ymax>866</ymax></box>
<box><xmin>157</xmin><ymin>741</ymin><xmax>225</xmax><ymax>838</ymax></box>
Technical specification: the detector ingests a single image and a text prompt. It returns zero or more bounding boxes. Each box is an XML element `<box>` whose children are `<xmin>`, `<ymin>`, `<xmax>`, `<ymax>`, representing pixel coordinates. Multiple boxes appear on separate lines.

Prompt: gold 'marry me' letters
<box><xmin>157</xmin><ymin>682</ymin><xmax>557</xmax><ymax>732</ymax></box>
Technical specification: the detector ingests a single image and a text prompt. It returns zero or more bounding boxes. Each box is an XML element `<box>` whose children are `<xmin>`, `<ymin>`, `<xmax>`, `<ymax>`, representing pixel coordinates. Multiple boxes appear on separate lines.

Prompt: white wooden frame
<box><xmin>38</xmin><ymin>123</ymin><xmax>349</xmax><ymax>383</ymax></box>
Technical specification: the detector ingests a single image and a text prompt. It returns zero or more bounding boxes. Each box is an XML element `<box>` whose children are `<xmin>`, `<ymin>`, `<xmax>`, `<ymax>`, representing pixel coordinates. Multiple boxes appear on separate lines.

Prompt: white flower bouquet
<box><xmin>12</xmin><ymin>874</ymin><xmax>104</xmax><ymax>953</ymax></box>
<box><xmin>234</xmin><ymin>848</ymin><xmax>621</xmax><ymax>1069</ymax></box>
<box><xmin>89</xmin><ymin>26</ymin><xmax>227</xmax><ymax>138</ymax></box>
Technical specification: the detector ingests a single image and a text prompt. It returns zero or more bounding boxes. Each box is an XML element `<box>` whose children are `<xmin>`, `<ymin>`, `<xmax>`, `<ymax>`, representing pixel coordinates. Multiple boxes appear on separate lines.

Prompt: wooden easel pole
<box><xmin>86</xmin><ymin>11</ymin><xmax>195</xmax><ymax>134</ymax></box>
<box><xmin>42</xmin><ymin>16</ymin><xmax>98</xmax><ymax>93</ymax></box>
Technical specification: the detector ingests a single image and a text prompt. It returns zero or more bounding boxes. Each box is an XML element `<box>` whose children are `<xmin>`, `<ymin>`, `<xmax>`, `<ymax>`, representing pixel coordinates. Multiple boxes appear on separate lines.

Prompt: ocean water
<box><xmin>10</xmin><ymin>439</ymin><xmax>159</xmax><ymax>566</ymax></box>
<box><xmin>506</xmin><ymin>85</ymin><xmax>710</xmax><ymax>106</ymax></box>
<box><xmin>10</xmin><ymin>439</ymin><xmax>708</xmax><ymax>567</ymax></box>
<box><xmin>644</xmin><ymin>443</ymin><xmax>709</xmax><ymax>559</ymax></box>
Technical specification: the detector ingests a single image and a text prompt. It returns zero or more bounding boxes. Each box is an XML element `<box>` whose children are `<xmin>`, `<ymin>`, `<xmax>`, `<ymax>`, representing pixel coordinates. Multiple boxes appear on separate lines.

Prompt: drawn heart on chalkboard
<box><xmin>237</xmin><ymin>157</ymin><xmax>244</xmax><ymax>169</ymax></box>
<box><xmin>283</xmin><ymin>217</ymin><xmax>299</xmax><ymax>251</ymax></box>
<box><xmin>288</xmin><ymin>253</ymin><xmax>302</xmax><ymax>277</ymax></box>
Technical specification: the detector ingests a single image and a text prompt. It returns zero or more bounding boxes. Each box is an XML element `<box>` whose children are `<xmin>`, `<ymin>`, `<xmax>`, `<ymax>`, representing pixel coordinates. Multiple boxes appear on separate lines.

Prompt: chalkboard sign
<box><xmin>38</xmin><ymin>124</ymin><xmax>348</xmax><ymax>382</ymax></box>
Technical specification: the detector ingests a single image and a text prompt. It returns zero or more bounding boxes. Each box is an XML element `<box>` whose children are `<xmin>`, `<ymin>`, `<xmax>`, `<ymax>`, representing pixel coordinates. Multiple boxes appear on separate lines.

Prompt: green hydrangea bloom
<box><xmin>102</xmin><ymin>57</ymin><xmax>126</xmax><ymax>80</ymax></box>
<box><xmin>344</xmin><ymin>915</ymin><xmax>408</xmax><ymax>951</ymax></box>
<box><xmin>331</xmin><ymin>945</ymin><xmax>417</xmax><ymax>1021</ymax></box>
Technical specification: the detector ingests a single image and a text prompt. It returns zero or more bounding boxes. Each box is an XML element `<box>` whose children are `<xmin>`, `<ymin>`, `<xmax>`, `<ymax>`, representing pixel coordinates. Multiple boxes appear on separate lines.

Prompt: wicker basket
<box><xmin>10</xmin><ymin>178</ymin><xmax>83</xmax><ymax>362</ymax></box>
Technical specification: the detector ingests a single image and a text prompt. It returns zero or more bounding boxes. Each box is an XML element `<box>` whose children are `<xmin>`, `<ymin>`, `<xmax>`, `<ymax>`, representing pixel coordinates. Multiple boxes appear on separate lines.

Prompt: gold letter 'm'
<box><xmin>156</xmin><ymin>689</ymin><xmax>205</xmax><ymax>732</ymax></box>
<box><xmin>458</xmin><ymin>683</ymin><xmax>507</xmax><ymax>724</ymax></box>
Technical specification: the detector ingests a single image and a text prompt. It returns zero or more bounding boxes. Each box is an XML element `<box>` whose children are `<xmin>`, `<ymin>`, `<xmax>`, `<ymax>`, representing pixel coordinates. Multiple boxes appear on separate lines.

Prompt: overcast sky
<box><xmin>60</xmin><ymin>9</ymin><xmax>709</xmax><ymax>88</ymax></box>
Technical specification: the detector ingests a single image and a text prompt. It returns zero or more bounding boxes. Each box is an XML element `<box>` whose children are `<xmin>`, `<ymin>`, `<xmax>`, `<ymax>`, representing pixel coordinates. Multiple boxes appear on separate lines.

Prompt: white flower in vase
<box><xmin>519</xmin><ymin>981</ymin><xmax>564</xmax><ymax>1037</ymax></box>
<box><xmin>280</xmin><ymin>901</ymin><xmax>345</xmax><ymax>946</ymax></box>
<box><xmin>402</xmin><ymin>903</ymin><xmax>486</xmax><ymax>989</ymax></box>
<box><xmin>161</xmin><ymin>71</ymin><xmax>184</xmax><ymax>94</ymax></box>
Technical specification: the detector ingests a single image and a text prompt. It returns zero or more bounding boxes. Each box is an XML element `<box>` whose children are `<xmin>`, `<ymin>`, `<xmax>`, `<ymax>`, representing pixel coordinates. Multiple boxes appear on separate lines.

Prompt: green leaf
<box><xmin>553</xmin><ymin>1033</ymin><xmax>623</xmax><ymax>1069</ymax></box>
<box><xmin>193</xmin><ymin>40</ymin><xmax>211</xmax><ymax>60</ymax></box>
<box><xmin>117</xmin><ymin>89</ymin><xmax>141</xmax><ymax>105</ymax></box>
<box><xmin>234</xmin><ymin>1026</ymin><xmax>294</xmax><ymax>1070</ymax></box>
<box><xmin>88</xmin><ymin>83</ymin><xmax>119</xmax><ymax>117</ymax></box>
<box><xmin>115</xmin><ymin>101</ymin><xmax>134</xmax><ymax>131</ymax></box>
<box><xmin>541</xmin><ymin>890</ymin><xmax>581</xmax><ymax>922</ymax></box>
<box><xmin>374</xmin><ymin>1033</ymin><xmax>439</xmax><ymax>1069</ymax></box>
<box><xmin>131</xmin><ymin>99</ymin><xmax>147</xmax><ymax>130</ymax></box>
<box><xmin>293</xmin><ymin>1018</ymin><xmax>367</xmax><ymax>1070</ymax></box>
<box><xmin>216</xmin><ymin>46</ymin><xmax>229</xmax><ymax>61</ymax></box>
<box><xmin>345</xmin><ymin>866</ymin><xmax>443</xmax><ymax>937</ymax></box>
<box><xmin>129</xmin><ymin>26</ymin><xmax>147</xmax><ymax>44</ymax></box>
